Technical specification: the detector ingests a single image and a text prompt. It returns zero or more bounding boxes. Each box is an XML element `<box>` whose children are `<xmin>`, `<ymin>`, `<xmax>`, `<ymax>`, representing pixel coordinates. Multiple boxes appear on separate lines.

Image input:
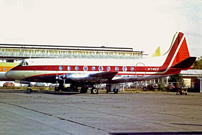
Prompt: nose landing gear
<box><xmin>26</xmin><ymin>83</ymin><xmax>32</xmax><ymax>93</ymax></box>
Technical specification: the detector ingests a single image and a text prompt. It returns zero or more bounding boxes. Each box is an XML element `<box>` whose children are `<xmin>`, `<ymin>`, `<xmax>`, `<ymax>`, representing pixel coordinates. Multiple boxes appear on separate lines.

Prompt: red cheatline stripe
<box><xmin>12</xmin><ymin>65</ymin><xmax>166</xmax><ymax>72</ymax></box>
<box><xmin>16</xmin><ymin>66</ymin><xmax>183</xmax><ymax>80</ymax></box>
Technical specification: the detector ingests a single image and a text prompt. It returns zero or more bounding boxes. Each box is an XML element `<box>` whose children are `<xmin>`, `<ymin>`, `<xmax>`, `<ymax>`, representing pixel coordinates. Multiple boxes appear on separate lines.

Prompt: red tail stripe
<box><xmin>162</xmin><ymin>32</ymin><xmax>184</xmax><ymax>68</ymax></box>
<box><xmin>171</xmin><ymin>37</ymin><xmax>190</xmax><ymax>66</ymax></box>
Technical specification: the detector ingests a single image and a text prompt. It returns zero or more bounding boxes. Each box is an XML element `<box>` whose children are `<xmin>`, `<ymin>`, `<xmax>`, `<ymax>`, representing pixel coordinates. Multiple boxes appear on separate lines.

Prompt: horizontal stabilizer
<box><xmin>171</xmin><ymin>57</ymin><xmax>196</xmax><ymax>68</ymax></box>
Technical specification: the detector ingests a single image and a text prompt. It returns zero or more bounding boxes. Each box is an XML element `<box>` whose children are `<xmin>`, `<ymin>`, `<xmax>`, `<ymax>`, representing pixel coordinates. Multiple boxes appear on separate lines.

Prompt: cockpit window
<box><xmin>19</xmin><ymin>61</ymin><xmax>23</xmax><ymax>66</ymax></box>
<box><xmin>19</xmin><ymin>60</ymin><xmax>29</xmax><ymax>66</ymax></box>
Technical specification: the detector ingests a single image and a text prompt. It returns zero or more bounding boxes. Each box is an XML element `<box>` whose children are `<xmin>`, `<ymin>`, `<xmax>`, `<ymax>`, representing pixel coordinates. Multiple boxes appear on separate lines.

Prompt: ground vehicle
<box><xmin>147</xmin><ymin>83</ymin><xmax>159</xmax><ymax>90</ymax></box>
<box><xmin>167</xmin><ymin>83</ymin><xmax>175</xmax><ymax>90</ymax></box>
<box><xmin>34</xmin><ymin>83</ymin><xmax>45</xmax><ymax>87</ymax></box>
<box><xmin>3</xmin><ymin>82</ymin><xmax>15</xmax><ymax>87</ymax></box>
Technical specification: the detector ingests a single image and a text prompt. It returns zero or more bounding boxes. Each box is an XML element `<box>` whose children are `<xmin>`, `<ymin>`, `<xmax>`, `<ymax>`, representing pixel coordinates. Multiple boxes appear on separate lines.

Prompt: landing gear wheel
<box><xmin>58</xmin><ymin>80</ymin><xmax>64</xmax><ymax>91</ymax></box>
<box><xmin>91</xmin><ymin>88</ymin><xmax>98</xmax><ymax>94</ymax></box>
<box><xmin>26</xmin><ymin>88</ymin><xmax>32</xmax><ymax>93</ymax></box>
<box><xmin>80</xmin><ymin>87</ymin><xmax>88</xmax><ymax>93</ymax></box>
<box><xmin>70</xmin><ymin>85</ymin><xmax>79</xmax><ymax>92</ymax></box>
<box><xmin>55</xmin><ymin>87</ymin><xmax>60</xmax><ymax>91</ymax></box>
<box><xmin>106</xmin><ymin>89</ymin><xmax>109</xmax><ymax>94</ymax></box>
<box><xmin>114</xmin><ymin>89</ymin><xmax>118</xmax><ymax>94</ymax></box>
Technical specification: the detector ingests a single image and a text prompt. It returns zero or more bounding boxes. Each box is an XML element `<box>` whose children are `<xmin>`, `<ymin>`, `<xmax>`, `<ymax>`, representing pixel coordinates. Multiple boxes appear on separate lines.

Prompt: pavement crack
<box><xmin>0</xmin><ymin>101</ymin><xmax>109</xmax><ymax>134</ymax></box>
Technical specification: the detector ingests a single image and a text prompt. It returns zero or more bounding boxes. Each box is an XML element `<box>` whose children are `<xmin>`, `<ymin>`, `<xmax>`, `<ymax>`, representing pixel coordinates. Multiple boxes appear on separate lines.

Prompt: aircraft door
<box><xmin>135</xmin><ymin>62</ymin><xmax>146</xmax><ymax>78</ymax></box>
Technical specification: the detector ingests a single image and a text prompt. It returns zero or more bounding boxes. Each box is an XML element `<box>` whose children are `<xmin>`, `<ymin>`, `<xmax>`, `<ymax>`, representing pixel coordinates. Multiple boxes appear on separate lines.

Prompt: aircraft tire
<box><xmin>91</xmin><ymin>88</ymin><xmax>98</xmax><ymax>94</ymax></box>
<box><xmin>106</xmin><ymin>89</ymin><xmax>109</xmax><ymax>94</ymax></box>
<box><xmin>114</xmin><ymin>89</ymin><xmax>118</xmax><ymax>94</ymax></box>
<box><xmin>80</xmin><ymin>87</ymin><xmax>88</xmax><ymax>93</ymax></box>
<box><xmin>26</xmin><ymin>88</ymin><xmax>32</xmax><ymax>93</ymax></box>
<box><xmin>55</xmin><ymin>87</ymin><xmax>60</xmax><ymax>91</ymax></box>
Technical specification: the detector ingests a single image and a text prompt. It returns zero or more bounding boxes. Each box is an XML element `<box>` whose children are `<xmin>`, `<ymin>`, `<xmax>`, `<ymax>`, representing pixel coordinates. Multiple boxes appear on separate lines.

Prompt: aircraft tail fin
<box><xmin>162</xmin><ymin>32</ymin><xmax>196</xmax><ymax>69</ymax></box>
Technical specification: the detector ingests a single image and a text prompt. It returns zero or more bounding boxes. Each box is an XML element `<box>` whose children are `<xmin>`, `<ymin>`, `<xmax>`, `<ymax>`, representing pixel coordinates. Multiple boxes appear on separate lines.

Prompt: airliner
<box><xmin>6</xmin><ymin>32</ymin><xmax>196</xmax><ymax>94</ymax></box>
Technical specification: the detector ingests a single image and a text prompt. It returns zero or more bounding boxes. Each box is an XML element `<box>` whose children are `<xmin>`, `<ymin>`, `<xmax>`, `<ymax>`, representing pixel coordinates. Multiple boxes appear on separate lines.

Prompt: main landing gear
<box><xmin>55</xmin><ymin>80</ymin><xmax>99</xmax><ymax>94</ymax></box>
<box><xmin>80</xmin><ymin>86</ymin><xmax>88</xmax><ymax>93</ymax></box>
<box><xmin>106</xmin><ymin>83</ymin><xmax>120</xmax><ymax>94</ymax></box>
<box><xmin>80</xmin><ymin>87</ymin><xmax>98</xmax><ymax>94</ymax></box>
<box><xmin>80</xmin><ymin>84</ymin><xmax>98</xmax><ymax>94</ymax></box>
<box><xmin>91</xmin><ymin>87</ymin><xmax>98</xmax><ymax>94</ymax></box>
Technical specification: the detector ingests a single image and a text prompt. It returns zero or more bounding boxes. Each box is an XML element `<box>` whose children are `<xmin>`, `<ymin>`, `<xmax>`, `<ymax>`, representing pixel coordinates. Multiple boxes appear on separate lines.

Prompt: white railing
<box><xmin>0</xmin><ymin>48</ymin><xmax>142</xmax><ymax>59</ymax></box>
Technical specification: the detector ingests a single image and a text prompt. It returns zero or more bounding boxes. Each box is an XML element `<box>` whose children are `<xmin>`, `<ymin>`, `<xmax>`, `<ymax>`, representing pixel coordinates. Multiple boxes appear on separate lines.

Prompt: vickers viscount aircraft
<box><xmin>6</xmin><ymin>32</ymin><xmax>196</xmax><ymax>94</ymax></box>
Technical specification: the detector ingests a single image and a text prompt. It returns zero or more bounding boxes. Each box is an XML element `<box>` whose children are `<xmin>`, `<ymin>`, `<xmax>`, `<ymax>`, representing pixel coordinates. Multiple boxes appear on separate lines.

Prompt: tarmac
<box><xmin>0</xmin><ymin>89</ymin><xmax>202</xmax><ymax>135</ymax></box>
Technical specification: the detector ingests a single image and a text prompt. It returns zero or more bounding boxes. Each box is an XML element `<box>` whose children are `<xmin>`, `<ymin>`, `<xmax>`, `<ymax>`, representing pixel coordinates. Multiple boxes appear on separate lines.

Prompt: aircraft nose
<box><xmin>5</xmin><ymin>71</ymin><xmax>15</xmax><ymax>79</ymax></box>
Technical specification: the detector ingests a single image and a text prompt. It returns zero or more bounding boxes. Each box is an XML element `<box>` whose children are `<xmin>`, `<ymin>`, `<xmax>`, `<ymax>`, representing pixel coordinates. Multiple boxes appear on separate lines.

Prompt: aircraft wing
<box><xmin>89</xmin><ymin>71</ymin><xmax>118</xmax><ymax>79</ymax></box>
<box><xmin>65</xmin><ymin>71</ymin><xmax>118</xmax><ymax>83</ymax></box>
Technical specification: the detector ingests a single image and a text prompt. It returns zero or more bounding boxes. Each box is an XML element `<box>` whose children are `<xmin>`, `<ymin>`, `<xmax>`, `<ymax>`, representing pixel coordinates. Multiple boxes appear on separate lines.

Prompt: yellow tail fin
<box><xmin>152</xmin><ymin>46</ymin><xmax>161</xmax><ymax>57</ymax></box>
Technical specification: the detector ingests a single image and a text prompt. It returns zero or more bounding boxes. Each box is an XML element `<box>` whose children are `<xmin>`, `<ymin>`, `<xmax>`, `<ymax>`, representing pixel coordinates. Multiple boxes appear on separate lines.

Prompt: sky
<box><xmin>0</xmin><ymin>0</ymin><xmax>201</xmax><ymax>57</ymax></box>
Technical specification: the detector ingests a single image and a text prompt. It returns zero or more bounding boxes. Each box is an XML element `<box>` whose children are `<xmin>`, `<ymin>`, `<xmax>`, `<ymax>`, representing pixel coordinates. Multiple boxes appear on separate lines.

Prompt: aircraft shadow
<box><xmin>42</xmin><ymin>90</ymin><xmax>80</xmax><ymax>95</ymax></box>
<box><xmin>0</xmin><ymin>89</ymin><xmax>80</xmax><ymax>95</ymax></box>
<box><xmin>110</xmin><ymin>131</ymin><xmax>202</xmax><ymax>135</ymax></box>
<box><xmin>0</xmin><ymin>89</ymin><xmax>26</xmax><ymax>93</ymax></box>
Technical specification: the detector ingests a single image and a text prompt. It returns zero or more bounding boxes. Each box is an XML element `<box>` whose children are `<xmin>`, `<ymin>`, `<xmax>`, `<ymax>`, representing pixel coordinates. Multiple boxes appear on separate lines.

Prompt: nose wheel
<box><xmin>26</xmin><ymin>84</ymin><xmax>32</xmax><ymax>93</ymax></box>
<box><xmin>91</xmin><ymin>87</ymin><xmax>98</xmax><ymax>94</ymax></box>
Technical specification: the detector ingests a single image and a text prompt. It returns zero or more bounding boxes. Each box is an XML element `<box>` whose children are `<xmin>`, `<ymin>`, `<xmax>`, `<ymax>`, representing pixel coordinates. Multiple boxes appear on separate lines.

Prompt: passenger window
<box><xmin>115</xmin><ymin>66</ymin><xmax>119</xmax><ymax>71</ymax></box>
<box><xmin>107</xmin><ymin>66</ymin><xmax>111</xmax><ymax>71</ymax></box>
<box><xmin>99</xmin><ymin>66</ymin><xmax>103</xmax><ymax>71</ymax></box>
<box><xmin>75</xmin><ymin>66</ymin><xmax>79</xmax><ymax>71</ymax></box>
<box><xmin>92</xmin><ymin>66</ymin><xmax>95</xmax><ymax>71</ymax></box>
<box><xmin>59</xmin><ymin>66</ymin><xmax>63</xmax><ymax>71</ymax></box>
<box><xmin>67</xmin><ymin>66</ymin><xmax>71</xmax><ymax>71</ymax></box>
<box><xmin>131</xmin><ymin>67</ymin><xmax>134</xmax><ymax>71</ymax></box>
<box><xmin>83</xmin><ymin>66</ymin><xmax>88</xmax><ymax>71</ymax></box>
<box><xmin>123</xmin><ymin>66</ymin><xmax>127</xmax><ymax>72</ymax></box>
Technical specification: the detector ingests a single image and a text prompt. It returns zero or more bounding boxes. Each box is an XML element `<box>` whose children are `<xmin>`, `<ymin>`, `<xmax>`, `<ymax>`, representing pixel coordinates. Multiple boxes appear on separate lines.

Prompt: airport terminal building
<box><xmin>181</xmin><ymin>69</ymin><xmax>202</xmax><ymax>92</ymax></box>
<box><xmin>0</xmin><ymin>44</ymin><xmax>144</xmax><ymax>62</ymax></box>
